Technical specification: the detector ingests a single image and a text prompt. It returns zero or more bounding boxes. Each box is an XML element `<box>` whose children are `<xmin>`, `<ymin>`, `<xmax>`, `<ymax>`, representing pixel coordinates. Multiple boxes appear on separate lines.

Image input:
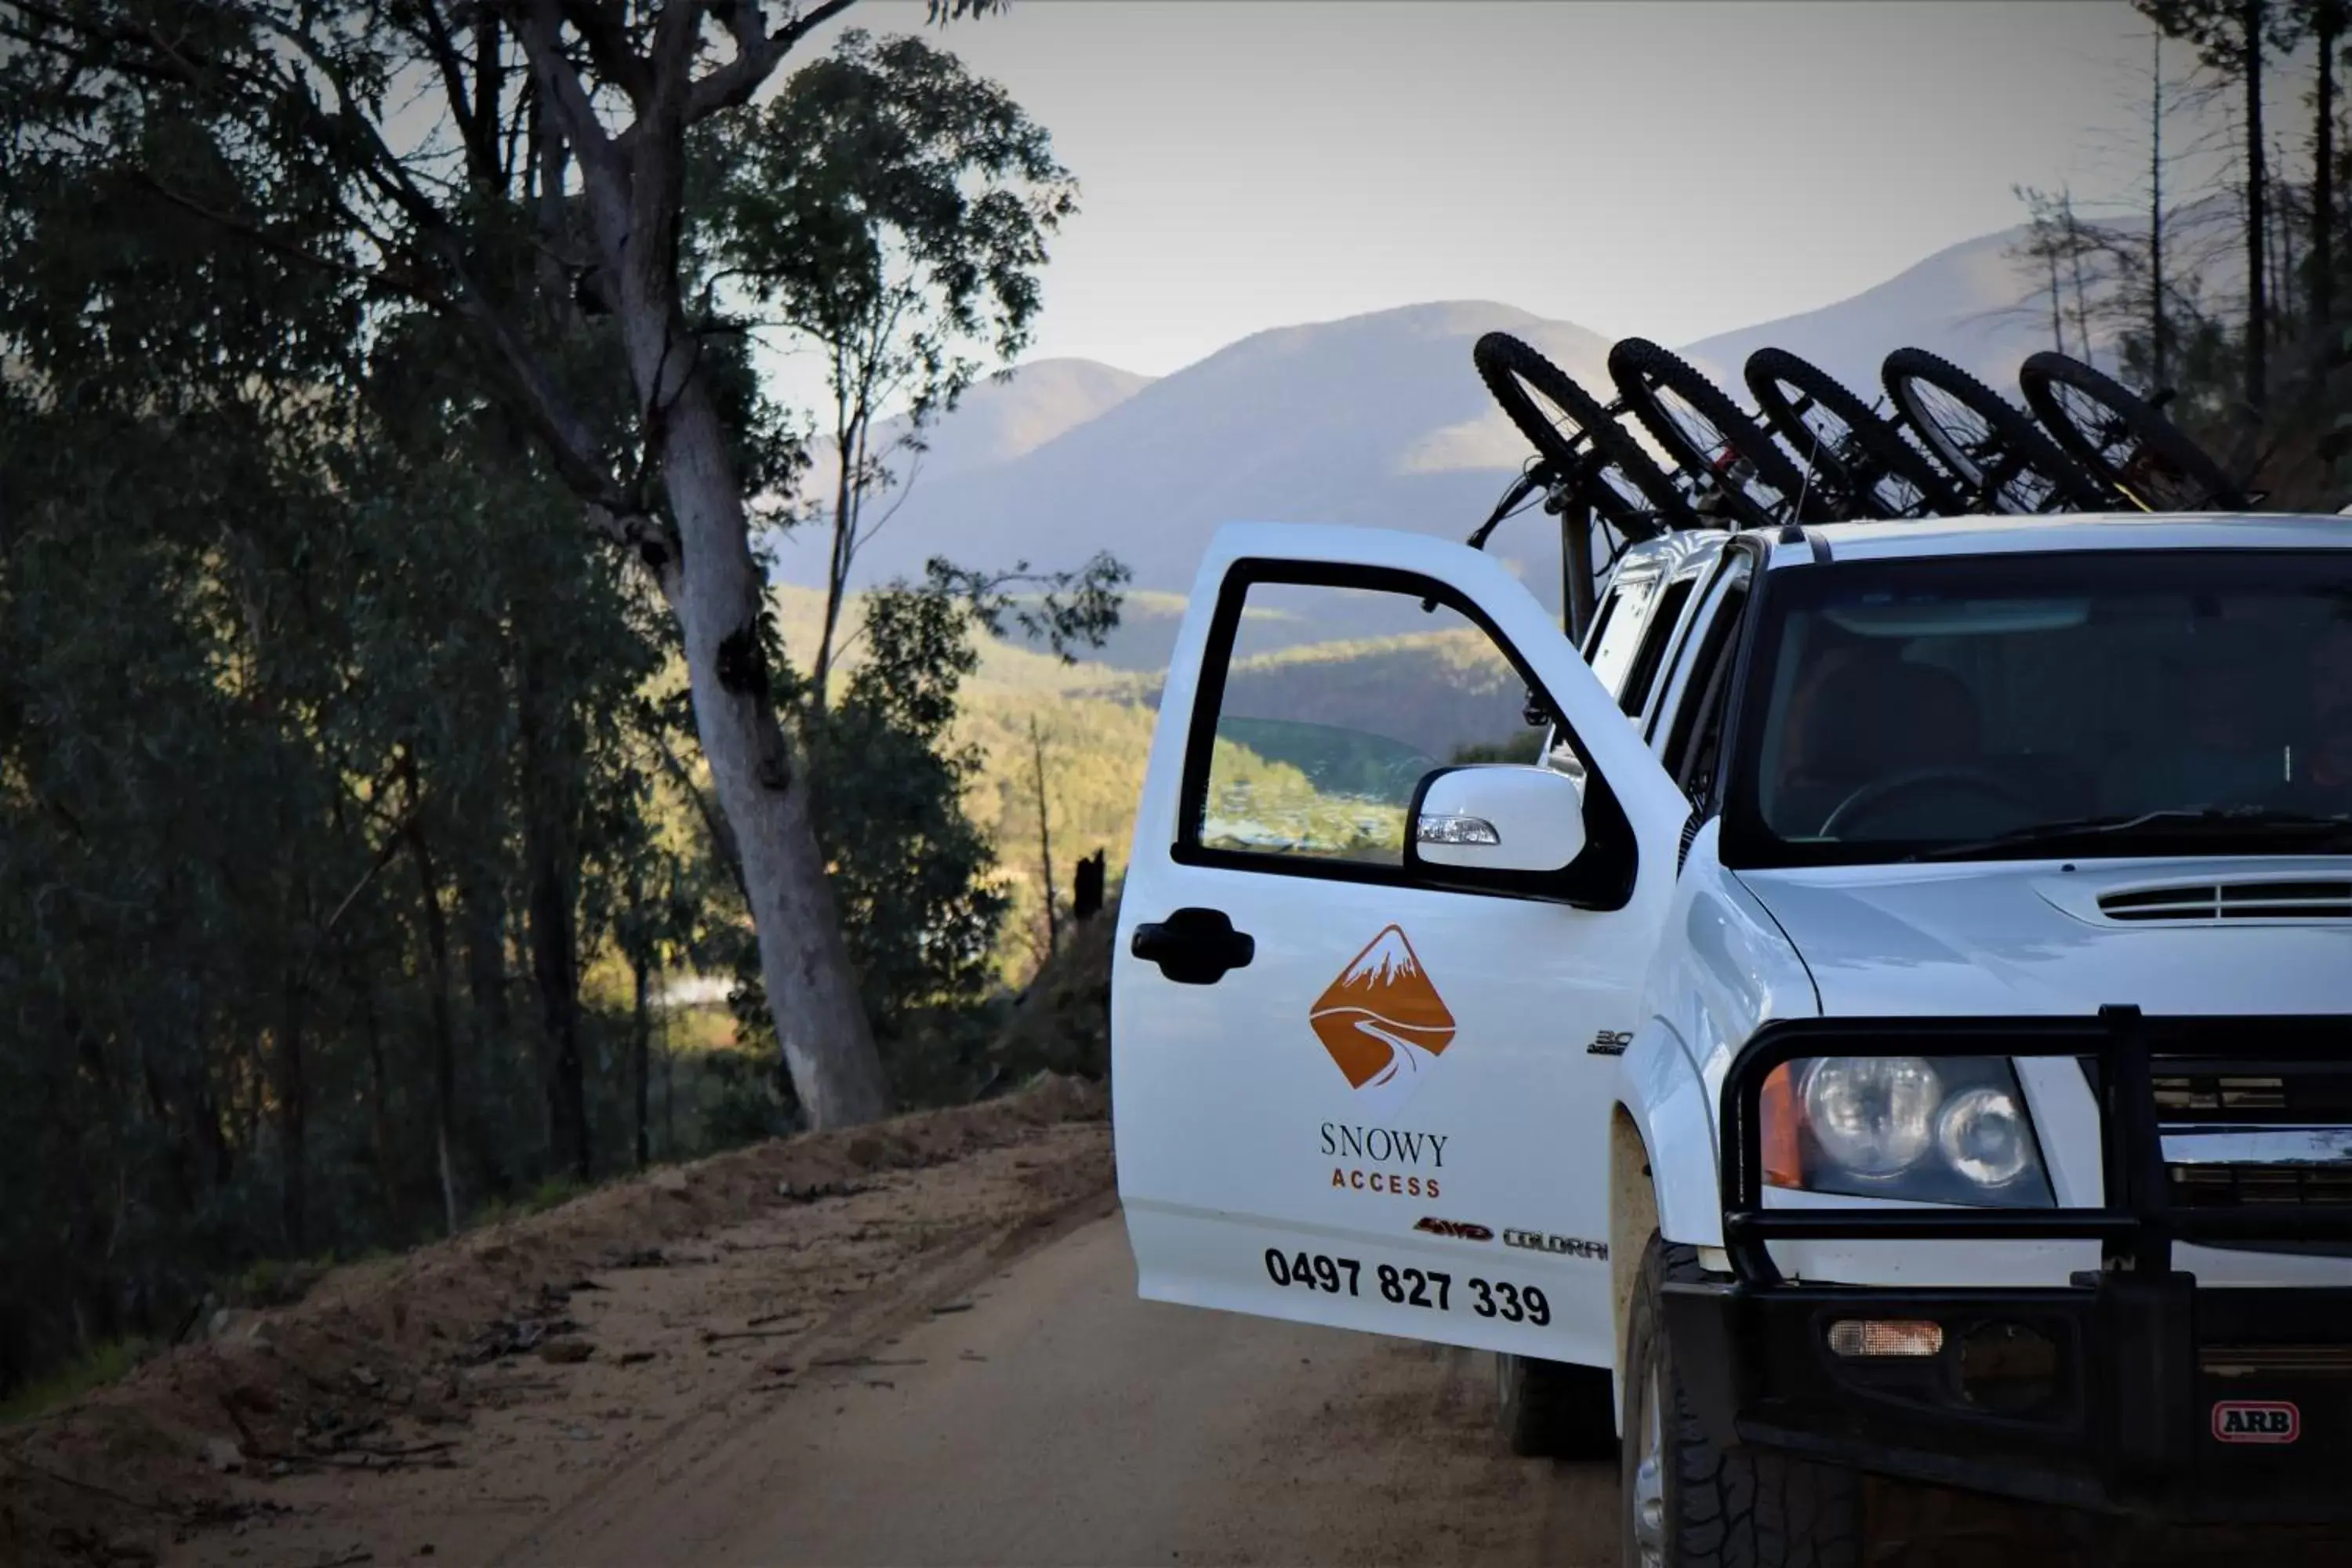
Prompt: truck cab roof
<box><xmin>1680</xmin><ymin>510</ymin><xmax>2352</xmax><ymax>575</ymax></box>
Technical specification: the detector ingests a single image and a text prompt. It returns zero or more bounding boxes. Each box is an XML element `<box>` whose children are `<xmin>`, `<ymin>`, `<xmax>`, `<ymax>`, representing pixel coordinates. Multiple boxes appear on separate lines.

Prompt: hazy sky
<box><xmin>781</xmin><ymin>0</ymin><xmax>2216</xmax><ymax>384</ymax></box>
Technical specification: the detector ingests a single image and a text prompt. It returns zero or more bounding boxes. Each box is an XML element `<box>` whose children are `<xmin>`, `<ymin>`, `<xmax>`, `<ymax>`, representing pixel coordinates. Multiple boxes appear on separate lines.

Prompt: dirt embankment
<box><xmin>1</xmin><ymin>1076</ymin><xmax>1112</xmax><ymax>1568</ymax></box>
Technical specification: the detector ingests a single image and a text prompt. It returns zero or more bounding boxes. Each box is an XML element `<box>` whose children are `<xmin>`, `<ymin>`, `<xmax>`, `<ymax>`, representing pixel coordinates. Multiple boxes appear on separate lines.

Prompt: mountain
<box><xmin>764</xmin><ymin>300</ymin><xmax>1617</xmax><ymax>602</ymax></box>
<box><xmin>792</xmin><ymin>356</ymin><xmax>1154</xmax><ymax>519</ymax></box>
<box><xmin>1676</xmin><ymin>198</ymin><xmax>2238</xmax><ymax>402</ymax></box>
<box><xmin>768</xmin><ymin>216</ymin><xmax>2205</xmax><ymax>662</ymax></box>
<box><xmin>1678</xmin><ymin>223</ymin><xmax>2060</xmax><ymax>399</ymax></box>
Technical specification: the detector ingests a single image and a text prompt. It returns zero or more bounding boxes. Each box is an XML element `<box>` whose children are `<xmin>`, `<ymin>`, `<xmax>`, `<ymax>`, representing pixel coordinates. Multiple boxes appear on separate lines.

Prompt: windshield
<box><xmin>1724</xmin><ymin>549</ymin><xmax>2352</xmax><ymax>866</ymax></box>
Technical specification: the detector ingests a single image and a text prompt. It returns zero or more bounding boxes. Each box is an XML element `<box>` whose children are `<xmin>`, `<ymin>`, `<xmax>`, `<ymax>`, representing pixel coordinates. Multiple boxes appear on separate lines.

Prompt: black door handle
<box><xmin>1131</xmin><ymin>906</ymin><xmax>1255</xmax><ymax>985</ymax></box>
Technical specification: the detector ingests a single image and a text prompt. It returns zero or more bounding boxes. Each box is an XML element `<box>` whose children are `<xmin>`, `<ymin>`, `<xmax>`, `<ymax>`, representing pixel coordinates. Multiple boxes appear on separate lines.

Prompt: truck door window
<box><xmin>1181</xmin><ymin>576</ymin><xmax>1555</xmax><ymax>868</ymax></box>
<box><xmin>1581</xmin><ymin>585</ymin><xmax>1621</xmax><ymax>661</ymax></box>
<box><xmin>1664</xmin><ymin>569</ymin><xmax>1755</xmax><ymax>804</ymax></box>
<box><xmin>1617</xmin><ymin>574</ymin><xmax>1697</xmax><ymax>718</ymax></box>
<box><xmin>1584</xmin><ymin>573</ymin><xmax>1657</xmax><ymax>699</ymax></box>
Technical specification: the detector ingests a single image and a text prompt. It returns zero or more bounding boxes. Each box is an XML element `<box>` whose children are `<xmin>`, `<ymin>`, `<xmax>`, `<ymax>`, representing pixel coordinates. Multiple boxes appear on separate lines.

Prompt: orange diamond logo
<box><xmin>1309</xmin><ymin>926</ymin><xmax>1457</xmax><ymax>1109</ymax></box>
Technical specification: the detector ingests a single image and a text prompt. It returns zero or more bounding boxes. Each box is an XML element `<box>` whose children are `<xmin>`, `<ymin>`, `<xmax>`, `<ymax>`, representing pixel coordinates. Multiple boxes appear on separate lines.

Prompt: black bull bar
<box><xmin>1660</xmin><ymin>1007</ymin><xmax>2352</xmax><ymax>1520</ymax></box>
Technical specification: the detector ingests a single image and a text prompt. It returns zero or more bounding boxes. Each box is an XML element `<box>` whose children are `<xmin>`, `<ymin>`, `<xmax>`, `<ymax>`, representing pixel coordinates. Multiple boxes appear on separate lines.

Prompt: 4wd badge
<box><xmin>1309</xmin><ymin>926</ymin><xmax>1457</xmax><ymax>1117</ymax></box>
<box><xmin>2212</xmin><ymin>1401</ymin><xmax>2299</xmax><ymax>1444</ymax></box>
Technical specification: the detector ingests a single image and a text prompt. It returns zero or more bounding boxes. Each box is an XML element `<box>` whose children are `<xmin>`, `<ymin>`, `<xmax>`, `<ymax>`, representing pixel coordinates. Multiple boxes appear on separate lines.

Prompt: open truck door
<box><xmin>1113</xmin><ymin>524</ymin><xmax>1690</xmax><ymax>1368</ymax></box>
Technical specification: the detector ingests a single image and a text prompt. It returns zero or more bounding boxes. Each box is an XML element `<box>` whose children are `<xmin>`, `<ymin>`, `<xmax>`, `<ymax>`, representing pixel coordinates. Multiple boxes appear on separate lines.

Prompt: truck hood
<box><xmin>1735</xmin><ymin>856</ymin><xmax>2352</xmax><ymax>1018</ymax></box>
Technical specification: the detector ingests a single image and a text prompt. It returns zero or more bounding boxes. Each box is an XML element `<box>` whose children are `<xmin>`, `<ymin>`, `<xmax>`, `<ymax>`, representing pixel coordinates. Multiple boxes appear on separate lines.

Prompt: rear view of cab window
<box><xmin>1617</xmin><ymin>575</ymin><xmax>1697</xmax><ymax>717</ymax></box>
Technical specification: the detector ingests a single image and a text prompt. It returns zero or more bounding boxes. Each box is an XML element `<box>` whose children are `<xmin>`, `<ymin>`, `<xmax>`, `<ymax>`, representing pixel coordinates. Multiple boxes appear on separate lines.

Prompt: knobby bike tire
<box><xmin>1607</xmin><ymin>337</ymin><xmax>1824</xmax><ymax>530</ymax></box>
<box><xmin>2017</xmin><ymin>350</ymin><xmax>2247</xmax><ymax>512</ymax></box>
<box><xmin>1474</xmin><ymin>332</ymin><xmax>1693</xmax><ymax>539</ymax></box>
<box><xmin>1881</xmin><ymin>346</ymin><xmax>2108</xmax><ymax>514</ymax></box>
<box><xmin>1743</xmin><ymin>346</ymin><xmax>1967</xmax><ymax>520</ymax></box>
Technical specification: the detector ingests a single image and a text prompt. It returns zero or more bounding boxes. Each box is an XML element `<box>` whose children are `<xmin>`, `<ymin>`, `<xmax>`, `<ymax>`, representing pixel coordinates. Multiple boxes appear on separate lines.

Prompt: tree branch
<box><xmin>204</xmin><ymin>8</ymin><xmax>659</xmax><ymax>558</ymax></box>
<box><xmin>557</xmin><ymin>0</ymin><xmax>654</xmax><ymax>109</ymax></box>
<box><xmin>120</xmin><ymin>168</ymin><xmax>428</xmax><ymax>300</ymax></box>
<box><xmin>514</xmin><ymin>0</ymin><xmax>625</xmax><ymax>191</ymax></box>
<box><xmin>4</xmin><ymin>0</ymin><xmax>280</xmax><ymax>102</ymax></box>
<box><xmin>405</xmin><ymin>0</ymin><xmax>502</xmax><ymax>187</ymax></box>
<box><xmin>647</xmin><ymin>0</ymin><xmax>707</xmax><ymax>122</ymax></box>
<box><xmin>684</xmin><ymin>0</ymin><xmax>863</xmax><ymax>124</ymax></box>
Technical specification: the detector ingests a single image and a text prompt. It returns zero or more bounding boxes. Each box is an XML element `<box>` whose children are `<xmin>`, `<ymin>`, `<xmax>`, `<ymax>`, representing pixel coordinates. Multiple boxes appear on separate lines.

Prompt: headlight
<box><xmin>1936</xmin><ymin>1085</ymin><xmax>2034</xmax><ymax>1188</ymax></box>
<box><xmin>1801</xmin><ymin>1057</ymin><xmax>1940</xmax><ymax>1176</ymax></box>
<box><xmin>1767</xmin><ymin>1055</ymin><xmax>2053</xmax><ymax>1207</ymax></box>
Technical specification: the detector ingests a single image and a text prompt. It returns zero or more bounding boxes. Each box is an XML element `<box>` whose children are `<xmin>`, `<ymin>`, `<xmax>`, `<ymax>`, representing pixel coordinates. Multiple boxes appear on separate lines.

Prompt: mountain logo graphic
<box><xmin>1308</xmin><ymin>926</ymin><xmax>1457</xmax><ymax>1109</ymax></box>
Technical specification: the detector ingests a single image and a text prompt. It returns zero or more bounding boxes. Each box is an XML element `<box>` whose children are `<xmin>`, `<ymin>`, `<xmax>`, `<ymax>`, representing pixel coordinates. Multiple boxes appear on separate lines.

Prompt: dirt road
<box><xmin>4</xmin><ymin>1085</ymin><xmax>1588</xmax><ymax>1568</ymax></box>
<box><xmin>17</xmin><ymin>1080</ymin><xmax>2341</xmax><ymax>1568</ymax></box>
<box><xmin>503</xmin><ymin>1210</ymin><xmax>1601</xmax><ymax>1567</ymax></box>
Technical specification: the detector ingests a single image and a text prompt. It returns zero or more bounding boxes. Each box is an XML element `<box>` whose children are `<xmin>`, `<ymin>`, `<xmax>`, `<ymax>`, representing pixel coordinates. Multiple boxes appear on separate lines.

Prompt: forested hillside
<box><xmin>0</xmin><ymin>6</ymin><xmax>1118</xmax><ymax>1411</ymax></box>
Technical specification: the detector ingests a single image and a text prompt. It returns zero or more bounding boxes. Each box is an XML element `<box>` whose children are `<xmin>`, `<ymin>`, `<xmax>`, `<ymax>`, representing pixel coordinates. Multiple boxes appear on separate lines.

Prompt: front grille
<box><xmin>2093</xmin><ymin>1035</ymin><xmax>2352</xmax><ymax>1225</ymax></box>
<box><xmin>2151</xmin><ymin>1073</ymin><xmax>2352</xmax><ymax>1124</ymax></box>
<box><xmin>2202</xmin><ymin>1344</ymin><xmax>2352</xmax><ymax>1376</ymax></box>
<box><xmin>2170</xmin><ymin>1163</ymin><xmax>2352</xmax><ymax>1208</ymax></box>
<box><xmin>2098</xmin><ymin>880</ymin><xmax>2352</xmax><ymax>922</ymax></box>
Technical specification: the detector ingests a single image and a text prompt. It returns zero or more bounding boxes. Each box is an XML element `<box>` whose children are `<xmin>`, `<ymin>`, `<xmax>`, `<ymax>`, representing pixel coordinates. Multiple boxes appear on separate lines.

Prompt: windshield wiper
<box><xmin>1907</xmin><ymin>807</ymin><xmax>2352</xmax><ymax>864</ymax></box>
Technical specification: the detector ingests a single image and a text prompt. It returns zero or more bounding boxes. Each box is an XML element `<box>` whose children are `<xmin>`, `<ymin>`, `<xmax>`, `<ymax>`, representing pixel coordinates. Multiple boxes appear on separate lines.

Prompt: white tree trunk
<box><xmin>658</xmin><ymin>379</ymin><xmax>892</xmax><ymax>1128</ymax></box>
<box><xmin>571</xmin><ymin>119</ymin><xmax>891</xmax><ymax>1129</ymax></box>
<box><xmin>501</xmin><ymin>27</ymin><xmax>894</xmax><ymax>1131</ymax></box>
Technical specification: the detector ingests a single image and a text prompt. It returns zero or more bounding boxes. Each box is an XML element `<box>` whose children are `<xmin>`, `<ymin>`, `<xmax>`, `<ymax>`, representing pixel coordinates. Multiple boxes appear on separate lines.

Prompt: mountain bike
<box><xmin>1470</xmin><ymin>331</ymin><xmax>1702</xmax><ymax>638</ymax></box>
<box><xmin>2016</xmin><ymin>350</ymin><xmax>2249</xmax><ymax>512</ymax></box>
<box><xmin>1743</xmin><ymin>347</ymin><xmax>1968</xmax><ymax>521</ymax></box>
<box><xmin>1882</xmin><ymin>347</ymin><xmax>2111</xmax><ymax>514</ymax></box>
<box><xmin>1607</xmin><ymin>338</ymin><xmax>1834</xmax><ymax>530</ymax></box>
<box><xmin>1472</xmin><ymin>332</ymin><xmax>1697</xmax><ymax>541</ymax></box>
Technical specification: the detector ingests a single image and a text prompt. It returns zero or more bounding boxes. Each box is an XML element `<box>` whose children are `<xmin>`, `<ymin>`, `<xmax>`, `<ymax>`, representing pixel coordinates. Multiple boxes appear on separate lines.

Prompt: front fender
<box><xmin>1613</xmin><ymin>1022</ymin><xmax>1722</xmax><ymax>1250</ymax></box>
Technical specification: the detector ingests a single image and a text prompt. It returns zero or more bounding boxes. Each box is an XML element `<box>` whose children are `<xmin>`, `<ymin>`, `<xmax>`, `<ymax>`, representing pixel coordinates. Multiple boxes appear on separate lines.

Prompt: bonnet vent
<box><xmin>2097</xmin><ymin>880</ymin><xmax>2352</xmax><ymax>923</ymax></box>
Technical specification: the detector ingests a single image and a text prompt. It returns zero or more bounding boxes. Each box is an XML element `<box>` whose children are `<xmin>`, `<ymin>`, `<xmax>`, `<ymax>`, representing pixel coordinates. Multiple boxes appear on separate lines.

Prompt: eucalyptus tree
<box><xmin>0</xmin><ymin>0</ymin><xmax>1032</xmax><ymax>1128</ymax></box>
<box><xmin>709</xmin><ymin>27</ymin><xmax>1078</xmax><ymax>705</ymax></box>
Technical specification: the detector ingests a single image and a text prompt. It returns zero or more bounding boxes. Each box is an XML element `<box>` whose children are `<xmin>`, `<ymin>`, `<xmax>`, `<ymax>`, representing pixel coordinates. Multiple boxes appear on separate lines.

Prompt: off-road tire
<box><xmin>1621</xmin><ymin>1234</ymin><xmax>1862</xmax><ymax>1568</ymax></box>
<box><xmin>1881</xmin><ymin>346</ymin><xmax>2108</xmax><ymax>515</ymax></box>
<box><xmin>1472</xmin><ymin>330</ymin><xmax>1697</xmax><ymax>539</ymax></box>
<box><xmin>1496</xmin><ymin>1352</ymin><xmax>1618</xmax><ymax>1460</ymax></box>
<box><xmin>1607</xmin><ymin>337</ymin><xmax>1824</xmax><ymax>530</ymax></box>
<box><xmin>1743</xmin><ymin>346</ymin><xmax>1967</xmax><ymax>521</ymax></box>
<box><xmin>2016</xmin><ymin>350</ymin><xmax>2246</xmax><ymax>512</ymax></box>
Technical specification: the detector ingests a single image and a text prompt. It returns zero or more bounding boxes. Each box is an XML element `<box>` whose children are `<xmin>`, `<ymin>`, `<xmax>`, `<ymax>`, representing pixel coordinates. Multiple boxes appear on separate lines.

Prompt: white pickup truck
<box><xmin>1111</xmin><ymin>511</ymin><xmax>2352</xmax><ymax>1566</ymax></box>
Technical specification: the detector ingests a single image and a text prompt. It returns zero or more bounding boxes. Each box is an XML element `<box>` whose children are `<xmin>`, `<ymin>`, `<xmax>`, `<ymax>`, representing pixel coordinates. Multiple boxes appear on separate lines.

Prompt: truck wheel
<box><xmin>1621</xmin><ymin>1234</ymin><xmax>1861</xmax><ymax>1568</ymax></box>
<box><xmin>1495</xmin><ymin>1351</ymin><xmax>1617</xmax><ymax>1459</ymax></box>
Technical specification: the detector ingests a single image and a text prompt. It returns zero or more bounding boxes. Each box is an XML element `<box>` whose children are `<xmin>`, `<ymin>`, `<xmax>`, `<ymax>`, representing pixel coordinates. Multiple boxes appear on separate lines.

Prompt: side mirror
<box><xmin>1406</xmin><ymin>764</ymin><xmax>1587</xmax><ymax>878</ymax></box>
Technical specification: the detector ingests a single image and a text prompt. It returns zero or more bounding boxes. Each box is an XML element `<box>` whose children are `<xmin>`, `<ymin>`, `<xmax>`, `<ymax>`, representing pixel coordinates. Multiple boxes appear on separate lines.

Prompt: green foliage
<box><xmin>0</xmin><ymin>0</ymin><xmax>1110</xmax><ymax>1404</ymax></box>
<box><xmin>714</xmin><ymin>29</ymin><xmax>1078</xmax><ymax>398</ymax></box>
<box><xmin>1200</xmin><ymin>737</ymin><xmax>1407</xmax><ymax>862</ymax></box>
<box><xmin>0</xmin><ymin>27</ymin><xmax>715</xmax><ymax>1395</ymax></box>
<box><xmin>1452</xmin><ymin>730</ymin><xmax>1551</xmax><ymax>765</ymax></box>
<box><xmin>0</xmin><ymin>1340</ymin><xmax>154</xmax><ymax>1428</ymax></box>
<box><xmin>955</xmin><ymin>688</ymin><xmax>1152</xmax><ymax>982</ymax></box>
<box><xmin>524</xmin><ymin>1175</ymin><xmax>590</xmax><ymax>1217</ymax></box>
<box><xmin>815</xmin><ymin>583</ymin><xmax>1010</xmax><ymax>1026</ymax></box>
<box><xmin>711</xmin><ymin>27</ymin><xmax>1087</xmax><ymax>695</ymax></box>
<box><xmin>697</xmin><ymin>1046</ymin><xmax>800</xmax><ymax>1150</ymax></box>
<box><xmin>724</xmin><ymin>570</ymin><xmax>1106</xmax><ymax>1107</ymax></box>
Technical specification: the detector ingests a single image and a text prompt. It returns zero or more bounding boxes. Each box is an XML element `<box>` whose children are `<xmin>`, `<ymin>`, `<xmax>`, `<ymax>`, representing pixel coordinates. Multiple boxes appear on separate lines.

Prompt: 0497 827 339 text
<box><xmin>1261</xmin><ymin>1248</ymin><xmax>1552</xmax><ymax>1324</ymax></box>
